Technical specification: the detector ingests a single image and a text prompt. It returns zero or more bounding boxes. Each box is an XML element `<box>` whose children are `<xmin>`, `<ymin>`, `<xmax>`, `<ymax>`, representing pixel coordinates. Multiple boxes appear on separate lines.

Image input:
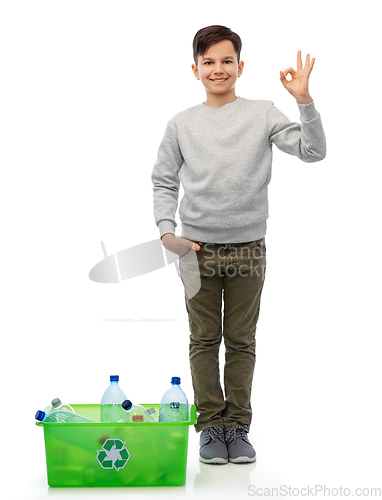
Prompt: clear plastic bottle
<box><xmin>122</xmin><ymin>400</ymin><xmax>155</xmax><ymax>422</ymax></box>
<box><xmin>146</xmin><ymin>406</ymin><xmax>159</xmax><ymax>422</ymax></box>
<box><xmin>165</xmin><ymin>402</ymin><xmax>184</xmax><ymax>422</ymax></box>
<box><xmin>35</xmin><ymin>409</ymin><xmax>95</xmax><ymax>423</ymax></box>
<box><xmin>159</xmin><ymin>376</ymin><xmax>189</xmax><ymax>422</ymax></box>
<box><xmin>100</xmin><ymin>375</ymin><xmax>127</xmax><ymax>422</ymax></box>
<box><xmin>43</xmin><ymin>397</ymin><xmax>74</xmax><ymax>414</ymax></box>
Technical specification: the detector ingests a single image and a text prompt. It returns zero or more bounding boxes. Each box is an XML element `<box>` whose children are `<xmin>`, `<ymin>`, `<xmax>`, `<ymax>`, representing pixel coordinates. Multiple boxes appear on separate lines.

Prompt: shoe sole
<box><xmin>199</xmin><ymin>456</ymin><xmax>228</xmax><ymax>464</ymax></box>
<box><xmin>229</xmin><ymin>455</ymin><xmax>256</xmax><ymax>463</ymax></box>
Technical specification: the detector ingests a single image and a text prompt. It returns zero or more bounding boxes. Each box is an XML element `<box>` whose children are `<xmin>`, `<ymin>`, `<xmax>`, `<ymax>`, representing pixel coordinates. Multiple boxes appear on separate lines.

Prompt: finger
<box><xmin>192</xmin><ymin>242</ymin><xmax>200</xmax><ymax>251</ymax></box>
<box><xmin>297</xmin><ymin>50</ymin><xmax>302</xmax><ymax>70</ymax></box>
<box><xmin>283</xmin><ymin>67</ymin><xmax>296</xmax><ymax>77</ymax></box>
<box><xmin>308</xmin><ymin>57</ymin><xmax>315</xmax><ymax>75</ymax></box>
<box><xmin>304</xmin><ymin>53</ymin><xmax>311</xmax><ymax>69</ymax></box>
<box><xmin>279</xmin><ymin>71</ymin><xmax>288</xmax><ymax>87</ymax></box>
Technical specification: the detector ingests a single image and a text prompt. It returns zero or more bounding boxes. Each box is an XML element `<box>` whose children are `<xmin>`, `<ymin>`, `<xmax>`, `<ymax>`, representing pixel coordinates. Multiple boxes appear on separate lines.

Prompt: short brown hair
<box><xmin>192</xmin><ymin>25</ymin><xmax>242</xmax><ymax>65</ymax></box>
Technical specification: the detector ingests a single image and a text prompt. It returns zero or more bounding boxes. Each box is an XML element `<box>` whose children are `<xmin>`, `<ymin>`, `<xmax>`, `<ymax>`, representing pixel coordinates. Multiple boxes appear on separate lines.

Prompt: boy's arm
<box><xmin>268</xmin><ymin>100</ymin><xmax>326</xmax><ymax>162</ymax></box>
<box><xmin>151</xmin><ymin>120</ymin><xmax>184</xmax><ymax>238</ymax></box>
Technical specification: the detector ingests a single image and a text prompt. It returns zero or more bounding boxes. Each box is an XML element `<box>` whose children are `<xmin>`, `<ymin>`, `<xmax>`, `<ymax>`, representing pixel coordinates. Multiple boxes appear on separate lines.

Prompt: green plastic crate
<box><xmin>36</xmin><ymin>403</ymin><xmax>197</xmax><ymax>487</ymax></box>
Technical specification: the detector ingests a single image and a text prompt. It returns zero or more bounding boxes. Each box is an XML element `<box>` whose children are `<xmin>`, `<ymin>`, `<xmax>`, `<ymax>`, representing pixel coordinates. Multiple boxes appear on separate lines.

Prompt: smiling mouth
<box><xmin>210</xmin><ymin>78</ymin><xmax>228</xmax><ymax>82</ymax></box>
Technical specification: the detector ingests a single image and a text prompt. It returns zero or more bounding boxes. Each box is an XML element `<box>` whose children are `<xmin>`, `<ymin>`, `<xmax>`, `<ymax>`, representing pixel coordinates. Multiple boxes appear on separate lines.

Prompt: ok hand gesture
<box><xmin>280</xmin><ymin>51</ymin><xmax>314</xmax><ymax>104</ymax></box>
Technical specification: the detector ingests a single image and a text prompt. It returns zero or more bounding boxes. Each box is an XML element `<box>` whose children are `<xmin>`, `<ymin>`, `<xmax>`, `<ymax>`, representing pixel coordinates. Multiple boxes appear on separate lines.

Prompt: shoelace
<box><xmin>204</xmin><ymin>426</ymin><xmax>225</xmax><ymax>443</ymax></box>
<box><xmin>225</xmin><ymin>427</ymin><xmax>250</xmax><ymax>446</ymax></box>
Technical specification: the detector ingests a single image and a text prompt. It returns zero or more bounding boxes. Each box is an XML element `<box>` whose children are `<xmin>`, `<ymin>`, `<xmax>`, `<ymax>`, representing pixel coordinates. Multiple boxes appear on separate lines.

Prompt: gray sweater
<box><xmin>151</xmin><ymin>96</ymin><xmax>326</xmax><ymax>243</ymax></box>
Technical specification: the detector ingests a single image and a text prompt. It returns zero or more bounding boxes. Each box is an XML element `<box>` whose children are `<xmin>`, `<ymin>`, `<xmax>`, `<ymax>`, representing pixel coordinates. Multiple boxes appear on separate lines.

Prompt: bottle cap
<box><xmin>35</xmin><ymin>410</ymin><xmax>46</xmax><ymax>421</ymax></box>
<box><xmin>171</xmin><ymin>376</ymin><xmax>181</xmax><ymax>385</ymax></box>
<box><xmin>110</xmin><ymin>375</ymin><xmax>119</xmax><ymax>382</ymax></box>
<box><xmin>51</xmin><ymin>398</ymin><xmax>62</xmax><ymax>408</ymax></box>
<box><xmin>122</xmin><ymin>400</ymin><xmax>132</xmax><ymax>411</ymax></box>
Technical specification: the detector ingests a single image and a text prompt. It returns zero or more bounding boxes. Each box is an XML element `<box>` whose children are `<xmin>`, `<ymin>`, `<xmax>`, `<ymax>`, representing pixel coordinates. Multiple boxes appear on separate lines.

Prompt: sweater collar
<box><xmin>199</xmin><ymin>96</ymin><xmax>242</xmax><ymax>111</ymax></box>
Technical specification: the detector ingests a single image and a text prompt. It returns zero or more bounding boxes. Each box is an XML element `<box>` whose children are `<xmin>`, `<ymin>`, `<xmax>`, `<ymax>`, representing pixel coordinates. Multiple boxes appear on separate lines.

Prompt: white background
<box><xmin>1</xmin><ymin>0</ymin><xmax>381</xmax><ymax>499</ymax></box>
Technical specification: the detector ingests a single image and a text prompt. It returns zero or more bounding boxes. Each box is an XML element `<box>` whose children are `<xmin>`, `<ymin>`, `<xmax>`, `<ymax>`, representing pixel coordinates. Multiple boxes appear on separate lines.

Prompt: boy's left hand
<box><xmin>280</xmin><ymin>51</ymin><xmax>314</xmax><ymax>104</ymax></box>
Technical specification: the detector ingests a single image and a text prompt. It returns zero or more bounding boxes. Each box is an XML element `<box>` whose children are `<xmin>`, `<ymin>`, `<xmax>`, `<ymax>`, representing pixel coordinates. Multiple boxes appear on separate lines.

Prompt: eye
<box><xmin>204</xmin><ymin>60</ymin><xmax>233</xmax><ymax>65</ymax></box>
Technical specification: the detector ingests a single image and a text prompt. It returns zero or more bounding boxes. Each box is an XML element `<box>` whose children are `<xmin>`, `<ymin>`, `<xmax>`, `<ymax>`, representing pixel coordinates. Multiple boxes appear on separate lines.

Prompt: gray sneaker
<box><xmin>199</xmin><ymin>426</ymin><xmax>228</xmax><ymax>464</ymax></box>
<box><xmin>225</xmin><ymin>427</ymin><xmax>256</xmax><ymax>463</ymax></box>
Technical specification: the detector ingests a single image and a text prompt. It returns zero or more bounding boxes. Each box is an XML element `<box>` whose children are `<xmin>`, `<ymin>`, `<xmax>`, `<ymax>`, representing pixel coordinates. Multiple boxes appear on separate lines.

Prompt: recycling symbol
<box><xmin>96</xmin><ymin>438</ymin><xmax>130</xmax><ymax>471</ymax></box>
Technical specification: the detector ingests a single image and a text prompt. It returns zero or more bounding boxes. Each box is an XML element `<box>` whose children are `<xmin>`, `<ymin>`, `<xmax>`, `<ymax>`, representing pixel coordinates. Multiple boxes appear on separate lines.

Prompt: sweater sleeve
<box><xmin>151</xmin><ymin>119</ymin><xmax>184</xmax><ymax>238</ymax></box>
<box><xmin>268</xmin><ymin>100</ymin><xmax>326</xmax><ymax>162</ymax></box>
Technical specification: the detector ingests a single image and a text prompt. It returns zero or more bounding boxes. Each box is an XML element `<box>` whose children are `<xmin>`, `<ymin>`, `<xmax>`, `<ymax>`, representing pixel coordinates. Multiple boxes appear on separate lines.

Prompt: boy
<box><xmin>151</xmin><ymin>25</ymin><xmax>326</xmax><ymax>464</ymax></box>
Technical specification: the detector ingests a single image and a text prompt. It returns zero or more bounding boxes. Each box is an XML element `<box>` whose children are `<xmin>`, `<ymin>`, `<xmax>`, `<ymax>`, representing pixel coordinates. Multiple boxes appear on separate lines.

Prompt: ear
<box><xmin>191</xmin><ymin>63</ymin><xmax>200</xmax><ymax>80</ymax></box>
<box><xmin>238</xmin><ymin>60</ymin><xmax>244</xmax><ymax>77</ymax></box>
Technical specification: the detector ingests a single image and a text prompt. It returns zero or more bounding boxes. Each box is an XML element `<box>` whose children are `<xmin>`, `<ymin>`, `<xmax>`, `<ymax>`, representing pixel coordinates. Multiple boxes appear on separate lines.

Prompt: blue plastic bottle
<box><xmin>100</xmin><ymin>375</ymin><xmax>127</xmax><ymax>422</ymax></box>
<box><xmin>159</xmin><ymin>377</ymin><xmax>189</xmax><ymax>422</ymax></box>
<box><xmin>35</xmin><ymin>409</ymin><xmax>95</xmax><ymax>423</ymax></box>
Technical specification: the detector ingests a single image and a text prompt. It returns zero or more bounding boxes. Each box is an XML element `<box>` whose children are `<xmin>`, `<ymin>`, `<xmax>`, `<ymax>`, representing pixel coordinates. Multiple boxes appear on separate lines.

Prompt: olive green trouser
<box><xmin>179</xmin><ymin>238</ymin><xmax>266</xmax><ymax>433</ymax></box>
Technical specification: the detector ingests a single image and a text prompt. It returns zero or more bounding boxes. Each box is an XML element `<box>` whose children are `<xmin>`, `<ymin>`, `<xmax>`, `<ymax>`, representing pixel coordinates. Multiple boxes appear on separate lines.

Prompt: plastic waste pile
<box><xmin>35</xmin><ymin>375</ymin><xmax>189</xmax><ymax>424</ymax></box>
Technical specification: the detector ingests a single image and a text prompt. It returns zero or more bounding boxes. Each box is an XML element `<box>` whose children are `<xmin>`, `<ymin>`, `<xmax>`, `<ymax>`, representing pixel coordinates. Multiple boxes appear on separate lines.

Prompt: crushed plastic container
<box><xmin>36</xmin><ymin>403</ymin><xmax>197</xmax><ymax>487</ymax></box>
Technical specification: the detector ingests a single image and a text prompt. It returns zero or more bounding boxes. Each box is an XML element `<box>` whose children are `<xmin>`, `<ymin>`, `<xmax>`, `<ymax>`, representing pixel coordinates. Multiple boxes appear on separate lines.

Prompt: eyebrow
<box><xmin>202</xmin><ymin>55</ymin><xmax>235</xmax><ymax>61</ymax></box>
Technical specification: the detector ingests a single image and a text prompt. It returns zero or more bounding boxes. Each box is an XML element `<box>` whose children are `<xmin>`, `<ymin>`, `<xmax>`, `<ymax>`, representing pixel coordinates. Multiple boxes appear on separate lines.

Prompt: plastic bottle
<box><xmin>159</xmin><ymin>377</ymin><xmax>189</xmax><ymax>422</ymax></box>
<box><xmin>122</xmin><ymin>400</ymin><xmax>155</xmax><ymax>422</ymax></box>
<box><xmin>100</xmin><ymin>375</ymin><xmax>127</xmax><ymax>422</ymax></box>
<box><xmin>146</xmin><ymin>407</ymin><xmax>159</xmax><ymax>422</ymax></box>
<box><xmin>43</xmin><ymin>397</ymin><xmax>74</xmax><ymax>414</ymax></box>
<box><xmin>165</xmin><ymin>402</ymin><xmax>185</xmax><ymax>422</ymax></box>
<box><xmin>35</xmin><ymin>409</ymin><xmax>95</xmax><ymax>423</ymax></box>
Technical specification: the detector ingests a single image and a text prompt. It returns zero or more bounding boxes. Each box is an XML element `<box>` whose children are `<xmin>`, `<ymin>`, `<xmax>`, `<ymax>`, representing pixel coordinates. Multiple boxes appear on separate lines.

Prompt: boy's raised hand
<box><xmin>161</xmin><ymin>233</ymin><xmax>200</xmax><ymax>257</ymax></box>
<box><xmin>280</xmin><ymin>51</ymin><xmax>314</xmax><ymax>104</ymax></box>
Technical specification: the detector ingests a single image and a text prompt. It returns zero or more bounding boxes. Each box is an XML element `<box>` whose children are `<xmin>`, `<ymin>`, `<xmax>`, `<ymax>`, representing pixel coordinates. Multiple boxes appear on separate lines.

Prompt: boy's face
<box><xmin>192</xmin><ymin>39</ymin><xmax>244</xmax><ymax>97</ymax></box>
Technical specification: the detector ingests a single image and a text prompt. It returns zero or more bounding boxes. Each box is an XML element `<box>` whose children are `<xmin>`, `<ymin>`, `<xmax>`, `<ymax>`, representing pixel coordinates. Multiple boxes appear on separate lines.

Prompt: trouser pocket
<box><xmin>250</xmin><ymin>237</ymin><xmax>266</xmax><ymax>257</ymax></box>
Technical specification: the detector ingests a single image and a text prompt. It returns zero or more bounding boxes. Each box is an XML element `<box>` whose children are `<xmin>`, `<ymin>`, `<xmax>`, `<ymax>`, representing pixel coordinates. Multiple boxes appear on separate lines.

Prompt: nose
<box><xmin>213</xmin><ymin>63</ymin><xmax>224</xmax><ymax>74</ymax></box>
